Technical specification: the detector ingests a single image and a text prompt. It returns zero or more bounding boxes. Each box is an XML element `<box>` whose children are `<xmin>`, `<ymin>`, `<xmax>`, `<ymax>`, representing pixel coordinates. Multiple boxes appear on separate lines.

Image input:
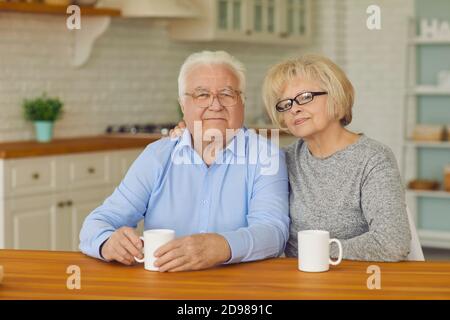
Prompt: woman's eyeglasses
<box><xmin>275</xmin><ymin>91</ymin><xmax>327</xmax><ymax>112</ymax></box>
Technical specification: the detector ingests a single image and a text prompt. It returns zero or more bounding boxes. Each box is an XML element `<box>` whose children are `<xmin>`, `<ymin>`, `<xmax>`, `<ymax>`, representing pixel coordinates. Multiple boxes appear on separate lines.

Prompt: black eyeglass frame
<box><xmin>275</xmin><ymin>91</ymin><xmax>328</xmax><ymax>112</ymax></box>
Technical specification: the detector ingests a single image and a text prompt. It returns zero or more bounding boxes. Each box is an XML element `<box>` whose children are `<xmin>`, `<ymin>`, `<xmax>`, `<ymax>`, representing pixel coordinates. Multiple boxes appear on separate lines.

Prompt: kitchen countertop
<box><xmin>0</xmin><ymin>128</ymin><xmax>294</xmax><ymax>159</ymax></box>
<box><xmin>0</xmin><ymin>249</ymin><xmax>449</xmax><ymax>299</ymax></box>
<box><xmin>0</xmin><ymin>135</ymin><xmax>162</xmax><ymax>159</ymax></box>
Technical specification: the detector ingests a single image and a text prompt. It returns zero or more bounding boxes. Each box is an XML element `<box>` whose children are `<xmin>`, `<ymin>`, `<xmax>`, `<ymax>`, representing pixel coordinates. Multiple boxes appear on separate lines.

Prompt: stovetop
<box><xmin>105</xmin><ymin>123</ymin><xmax>178</xmax><ymax>137</ymax></box>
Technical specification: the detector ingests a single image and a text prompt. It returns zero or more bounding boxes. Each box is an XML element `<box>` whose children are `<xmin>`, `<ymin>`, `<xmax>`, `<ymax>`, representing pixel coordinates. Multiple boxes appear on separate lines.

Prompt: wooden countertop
<box><xmin>0</xmin><ymin>250</ymin><xmax>449</xmax><ymax>300</ymax></box>
<box><xmin>0</xmin><ymin>135</ymin><xmax>162</xmax><ymax>159</ymax></box>
<box><xmin>0</xmin><ymin>2</ymin><xmax>121</xmax><ymax>16</ymax></box>
<box><xmin>0</xmin><ymin>130</ymin><xmax>293</xmax><ymax>159</ymax></box>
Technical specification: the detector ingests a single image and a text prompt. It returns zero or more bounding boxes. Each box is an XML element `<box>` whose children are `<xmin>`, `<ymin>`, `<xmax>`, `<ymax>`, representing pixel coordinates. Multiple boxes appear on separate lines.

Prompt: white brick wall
<box><xmin>0</xmin><ymin>0</ymin><xmax>412</xmax><ymax>170</ymax></box>
<box><xmin>0</xmin><ymin>1</ymin><xmax>342</xmax><ymax>141</ymax></box>
<box><xmin>344</xmin><ymin>0</ymin><xmax>414</xmax><ymax>163</ymax></box>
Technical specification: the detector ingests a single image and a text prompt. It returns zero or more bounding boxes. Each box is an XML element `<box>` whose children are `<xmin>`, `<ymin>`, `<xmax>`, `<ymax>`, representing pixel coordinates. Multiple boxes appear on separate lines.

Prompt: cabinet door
<box><xmin>248</xmin><ymin>0</ymin><xmax>279</xmax><ymax>40</ymax></box>
<box><xmin>217</xmin><ymin>0</ymin><xmax>229</xmax><ymax>31</ymax></box>
<box><xmin>169</xmin><ymin>0</ymin><xmax>311</xmax><ymax>44</ymax></box>
<box><xmin>5</xmin><ymin>194</ymin><xmax>74</xmax><ymax>251</ymax></box>
<box><xmin>113</xmin><ymin>149</ymin><xmax>143</xmax><ymax>185</ymax></box>
<box><xmin>68</xmin><ymin>187</ymin><xmax>111</xmax><ymax>251</ymax></box>
<box><xmin>5</xmin><ymin>194</ymin><xmax>55</xmax><ymax>250</ymax></box>
<box><xmin>281</xmin><ymin>0</ymin><xmax>309</xmax><ymax>39</ymax></box>
<box><xmin>3</xmin><ymin>156</ymin><xmax>60</xmax><ymax>197</ymax></box>
<box><xmin>68</xmin><ymin>186</ymin><xmax>145</xmax><ymax>252</ymax></box>
<box><xmin>6</xmin><ymin>189</ymin><xmax>112</xmax><ymax>252</ymax></box>
<box><xmin>53</xmin><ymin>195</ymin><xmax>73</xmax><ymax>251</ymax></box>
<box><xmin>6</xmin><ymin>190</ymin><xmax>116</xmax><ymax>252</ymax></box>
<box><xmin>63</xmin><ymin>152</ymin><xmax>112</xmax><ymax>190</ymax></box>
<box><xmin>252</xmin><ymin>0</ymin><xmax>263</xmax><ymax>33</ymax></box>
<box><xmin>216</xmin><ymin>0</ymin><xmax>247</xmax><ymax>36</ymax></box>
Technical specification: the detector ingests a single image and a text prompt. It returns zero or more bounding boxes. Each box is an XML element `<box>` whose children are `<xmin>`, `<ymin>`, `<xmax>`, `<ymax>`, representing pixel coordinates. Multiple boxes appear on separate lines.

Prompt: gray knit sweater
<box><xmin>284</xmin><ymin>134</ymin><xmax>411</xmax><ymax>261</ymax></box>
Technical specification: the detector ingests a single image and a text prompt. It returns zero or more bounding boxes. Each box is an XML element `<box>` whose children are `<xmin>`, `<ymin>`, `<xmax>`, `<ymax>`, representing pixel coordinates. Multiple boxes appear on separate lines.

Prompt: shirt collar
<box><xmin>173</xmin><ymin>127</ymin><xmax>247</xmax><ymax>158</ymax></box>
<box><xmin>173</xmin><ymin>127</ymin><xmax>193</xmax><ymax>152</ymax></box>
<box><xmin>224</xmin><ymin>127</ymin><xmax>247</xmax><ymax>158</ymax></box>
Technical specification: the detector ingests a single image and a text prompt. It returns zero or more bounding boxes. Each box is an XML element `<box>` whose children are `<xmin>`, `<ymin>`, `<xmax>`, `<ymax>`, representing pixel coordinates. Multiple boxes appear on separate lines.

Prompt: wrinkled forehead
<box><xmin>185</xmin><ymin>64</ymin><xmax>239</xmax><ymax>91</ymax></box>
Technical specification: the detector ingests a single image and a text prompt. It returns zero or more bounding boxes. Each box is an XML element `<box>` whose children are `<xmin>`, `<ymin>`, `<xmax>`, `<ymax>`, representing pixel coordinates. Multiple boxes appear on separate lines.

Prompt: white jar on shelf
<box><xmin>445</xmin><ymin>165</ymin><xmax>450</xmax><ymax>192</ymax></box>
<box><xmin>438</xmin><ymin>70</ymin><xmax>450</xmax><ymax>88</ymax></box>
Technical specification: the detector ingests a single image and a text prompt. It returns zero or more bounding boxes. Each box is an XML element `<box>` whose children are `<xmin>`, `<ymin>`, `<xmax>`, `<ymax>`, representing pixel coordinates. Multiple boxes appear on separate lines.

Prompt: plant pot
<box><xmin>34</xmin><ymin>121</ymin><xmax>54</xmax><ymax>143</ymax></box>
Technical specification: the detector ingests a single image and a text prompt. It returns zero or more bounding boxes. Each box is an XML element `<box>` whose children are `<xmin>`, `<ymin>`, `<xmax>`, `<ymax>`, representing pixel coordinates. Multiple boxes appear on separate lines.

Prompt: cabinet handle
<box><xmin>32</xmin><ymin>172</ymin><xmax>40</xmax><ymax>180</ymax></box>
<box><xmin>87</xmin><ymin>167</ymin><xmax>96</xmax><ymax>174</ymax></box>
<box><xmin>66</xmin><ymin>200</ymin><xmax>73</xmax><ymax>207</ymax></box>
<box><xmin>57</xmin><ymin>202</ymin><xmax>65</xmax><ymax>208</ymax></box>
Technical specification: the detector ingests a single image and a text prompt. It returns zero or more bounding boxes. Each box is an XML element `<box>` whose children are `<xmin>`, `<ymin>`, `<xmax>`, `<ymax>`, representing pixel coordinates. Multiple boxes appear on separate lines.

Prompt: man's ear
<box><xmin>178</xmin><ymin>98</ymin><xmax>185</xmax><ymax>115</ymax></box>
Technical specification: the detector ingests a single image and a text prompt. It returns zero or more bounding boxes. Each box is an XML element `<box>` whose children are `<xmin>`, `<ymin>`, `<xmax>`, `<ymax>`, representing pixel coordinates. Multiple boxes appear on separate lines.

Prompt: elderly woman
<box><xmin>262</xmin><ymin>54</ymin><xmax>411</xmax><ymax>261</ymax></box>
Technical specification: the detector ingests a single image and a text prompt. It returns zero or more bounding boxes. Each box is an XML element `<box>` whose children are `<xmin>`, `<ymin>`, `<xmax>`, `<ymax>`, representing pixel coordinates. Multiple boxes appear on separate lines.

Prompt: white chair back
<box><xmin>283</xmin><ymin>206</ymin><xmax>425</xmax><ymax>261</ymax></box>
<box><xmin>406</xmin><ymin>207</ymin><xmax>425</xmax><ymax>261</ymax></box>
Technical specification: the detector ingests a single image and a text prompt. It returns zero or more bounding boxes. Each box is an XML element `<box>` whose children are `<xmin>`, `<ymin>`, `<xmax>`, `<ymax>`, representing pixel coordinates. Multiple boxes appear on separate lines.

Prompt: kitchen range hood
<box><xmin>97</xmin><ymin>0</ymin><xmax>199</xmax><ymax>18</ymax></box>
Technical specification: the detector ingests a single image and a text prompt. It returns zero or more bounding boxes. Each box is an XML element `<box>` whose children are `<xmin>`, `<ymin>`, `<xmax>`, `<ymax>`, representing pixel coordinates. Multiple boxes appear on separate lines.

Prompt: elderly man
<box><xmin>79</xmin><ymin>51</ymin><xmax>289</xmax><ymax>272</ymax></box>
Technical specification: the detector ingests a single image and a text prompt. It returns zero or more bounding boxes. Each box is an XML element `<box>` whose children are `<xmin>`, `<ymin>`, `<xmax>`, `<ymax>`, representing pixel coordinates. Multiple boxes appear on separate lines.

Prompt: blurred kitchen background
<box><xmin>0</xmin><ymin>0</ymin><xmax>449</xmax><ymax>259</ymax></box>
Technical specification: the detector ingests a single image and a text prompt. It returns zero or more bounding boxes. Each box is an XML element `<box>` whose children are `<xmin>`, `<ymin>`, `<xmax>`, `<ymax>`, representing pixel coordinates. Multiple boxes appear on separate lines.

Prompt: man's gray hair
<box><xmin>177</xmin><ymin>50</ymin><xmax>246</xmax><ymax>101</ymax></box>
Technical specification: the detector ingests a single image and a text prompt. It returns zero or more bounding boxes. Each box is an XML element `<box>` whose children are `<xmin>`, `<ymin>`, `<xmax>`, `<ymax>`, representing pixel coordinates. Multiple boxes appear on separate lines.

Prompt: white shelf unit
<box><xmin>409</xmin><ymin>85</ymin><xmax>450</xmax><ymax>95</ymax></box>
<box><xmin>402</xmin><ymin>18</ymin><xmax>450</xmax><ymax>250</ymax></box>
<box><xmin>405</xmin><ymin>141</ymin><xmax>450</xmax><ymax>148</ymax></box>
<box><xmin>409</xmin><ymin>38</ymin><xmax>450</xmax><ymax>45</ymax></box>
<box><xmin>407</xmin><ymin>189</ymin><xmax>450</xmax><ymax>200</ymax></box>
<box><xmin>405</xmin><ymin>190</ymin><xmax>450</xmax><ymax>249</ymax></box>
<box><xmin>418</xmin><ymin>230</ymin><xmax>450</xmax><ymax>249</ymax></box>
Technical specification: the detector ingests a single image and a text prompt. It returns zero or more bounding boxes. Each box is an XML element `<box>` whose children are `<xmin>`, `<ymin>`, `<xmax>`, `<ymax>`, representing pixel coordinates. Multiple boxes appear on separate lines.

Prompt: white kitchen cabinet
<box><xmin>68</xmin><ymin>187</ymin><xmax>112</xmax><ymax>251</ymax></box>
<box><xmin>0</xmin><ymin>148</ymin><xmax>144</xmax><ymax>251</ymax></box>
<box><xmin>64</xmin><ymin>152</ymin><xmax>112</xmax><ymax>190</ymax></box>
<box><xmin>168</xmin><ymin>0</ymin><xmax>311</xmax><ymax>45</ymax></box>
<box><xmin>113</xmin><ymin>149</ymin><xmax>146</xmax><ymax>235</ymax></box>
<box><xmin>113</xmin><ymin>149</ymin><xmax>143</xmax><ymax>185</ymax></box>
<box><xmin>5</xmin><ymin>181</ymin><xmax>123</xmax><ymax>252</ymax></box>
<box><xmin>3</xmin><ymin>156</ymin><xmax>60</xmax><ymax>198</ymax></box>
<box><xmin>5</xmin><ymin>193</ymin><xmax>55</xmax><ymax>251</ymax></box>
<box><xmin>281</xmin><ymin>0</ymin><xmax>310</xmax><ymax>39</ymax></box>
<box><xmin>169</xmin><ymin>0</ymin><xmax>249</xmax><ymax>41</ymax></box>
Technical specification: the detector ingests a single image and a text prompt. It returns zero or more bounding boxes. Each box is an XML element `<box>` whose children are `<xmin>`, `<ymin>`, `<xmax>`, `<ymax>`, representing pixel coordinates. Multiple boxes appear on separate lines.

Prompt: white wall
<box><xmin>344</xmin><ymin>0</ymin><xmax>414</xmax><ymax>160</ymax></box>
<box><xmin>0</xmin><ymin>1</ymin><xmax>343</xmax><ymax>140</ymax></box>
<box><xmin>0</xmin><ymin>0</ymin><xmax>413</xmax><ymax>167</ymax></box>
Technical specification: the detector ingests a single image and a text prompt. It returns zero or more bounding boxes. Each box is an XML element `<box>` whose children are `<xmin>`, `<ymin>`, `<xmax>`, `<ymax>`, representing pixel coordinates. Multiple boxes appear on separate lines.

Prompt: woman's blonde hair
<box><xmin>262</xmin><ymin>54</ymin><xmax>354</xmax><ymax>130</ymax></box>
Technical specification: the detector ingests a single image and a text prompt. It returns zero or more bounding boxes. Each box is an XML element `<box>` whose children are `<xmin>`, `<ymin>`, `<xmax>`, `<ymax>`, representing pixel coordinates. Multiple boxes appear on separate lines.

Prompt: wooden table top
<box><xmin>0</xmin><ymin>135</ymin><xmax>161</xmax><ymax>159</ymax></box>
<box><xmin>0</xmin><ymin>250</ymin><xmax>449</xmax><ymax>300</ymax></box>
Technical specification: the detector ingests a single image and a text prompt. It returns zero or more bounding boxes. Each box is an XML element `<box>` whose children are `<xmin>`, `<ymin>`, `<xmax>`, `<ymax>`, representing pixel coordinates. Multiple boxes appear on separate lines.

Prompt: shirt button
<box><xmin>202</xmin><ymin>200</ymin><xmax>208</xmax><ymax>205</ymax></box>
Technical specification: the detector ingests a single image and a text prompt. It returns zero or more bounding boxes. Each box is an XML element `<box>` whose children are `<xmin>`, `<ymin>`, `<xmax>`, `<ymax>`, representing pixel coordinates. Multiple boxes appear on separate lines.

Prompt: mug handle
<box><xmin>134</xmin><ymin>236</ymin><xmax>145</xmax><ymax>263</ymax></box>
<box><xmin>329</xmin><ymin>238</ymin><xmax>343</xmax><ymax>266</ymax></box>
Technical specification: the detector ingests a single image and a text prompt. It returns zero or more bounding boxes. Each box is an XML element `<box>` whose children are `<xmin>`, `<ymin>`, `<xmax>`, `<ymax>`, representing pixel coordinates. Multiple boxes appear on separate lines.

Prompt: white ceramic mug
<box><xmin>134</xmin><ymin>229</ymin><xmax>175</xmax><ymax>271</ymax></box>
<box><xmin>298</xmin><ymin>230</ymin><xmax>343</xmax><ymax>272</ymax></box>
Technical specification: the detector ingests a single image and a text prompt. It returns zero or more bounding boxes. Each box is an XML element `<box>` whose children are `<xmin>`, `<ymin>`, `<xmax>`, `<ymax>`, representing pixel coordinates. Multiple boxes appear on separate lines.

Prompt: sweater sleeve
<box><xmin>330</xmin><ymin>146</ymin><xmax>412</xmax><ymax>262</ymax></box>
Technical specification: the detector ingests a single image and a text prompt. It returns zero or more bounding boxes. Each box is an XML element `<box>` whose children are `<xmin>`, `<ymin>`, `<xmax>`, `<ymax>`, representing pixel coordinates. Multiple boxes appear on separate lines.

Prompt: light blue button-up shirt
<box><xmin>79</xmin><ymin>128</ymin><xmax>290</xmax><ymax>264</ymax></box>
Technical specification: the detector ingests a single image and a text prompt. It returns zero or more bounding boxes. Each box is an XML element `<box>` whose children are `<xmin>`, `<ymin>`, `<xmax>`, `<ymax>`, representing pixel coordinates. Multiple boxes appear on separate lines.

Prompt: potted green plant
<box><xmin>22</xmin><ymin>93</ymin><xmax>63</xmax><ymax>143</ymax></box>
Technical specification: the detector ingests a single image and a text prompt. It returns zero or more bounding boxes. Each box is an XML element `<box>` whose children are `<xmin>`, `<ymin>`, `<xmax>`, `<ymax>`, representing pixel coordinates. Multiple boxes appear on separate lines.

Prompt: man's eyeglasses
<box><xmin>185</xmin><ymin>89</ymin><xmax>242</xmax><ymax>108</ymax></box>
<box><xmin>275</xmin><ymin>91</ymin><xmax>328</xmax><ymax>112</ymax></box>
